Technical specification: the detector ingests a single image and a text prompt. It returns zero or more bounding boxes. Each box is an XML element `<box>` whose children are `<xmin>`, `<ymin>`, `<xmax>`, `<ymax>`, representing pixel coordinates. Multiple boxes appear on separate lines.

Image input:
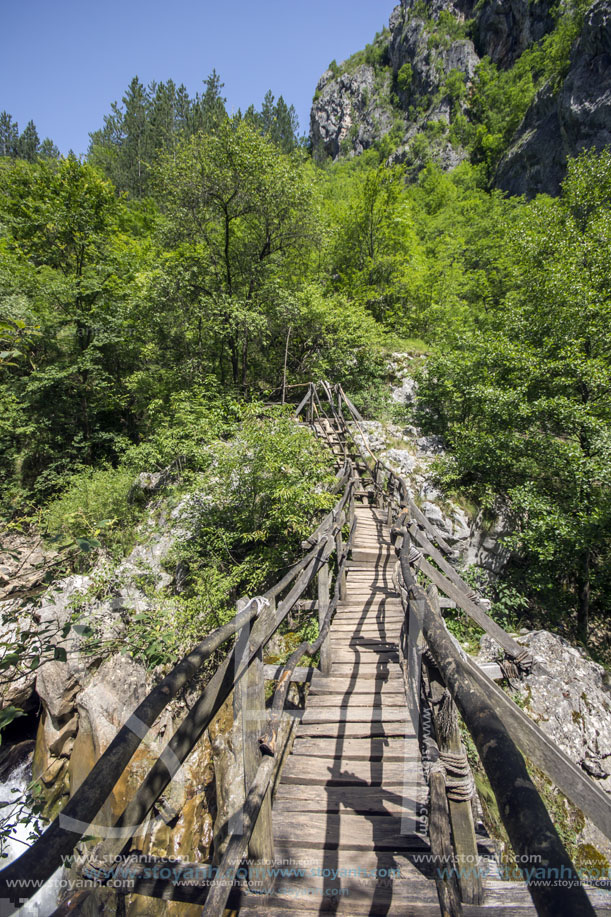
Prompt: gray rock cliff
<box><xmin>310</xmin><ymin>0</ymin><xmax>611</xmax><ymax>196</ymax></box>
<box><xmin>496</xmin><ymin>0</ymin><xmax>611</xmax><ymax>196</ymax></box>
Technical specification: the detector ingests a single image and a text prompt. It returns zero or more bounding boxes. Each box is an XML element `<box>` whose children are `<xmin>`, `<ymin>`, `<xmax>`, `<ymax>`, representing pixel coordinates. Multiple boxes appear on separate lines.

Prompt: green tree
<box><xmin>122</xmin><ymin>77</ymin><xmax>152</xmax><ymax>196</ymax></box>
<box><xmin>192</xmin><ymin>70</ymin><xmax>227</xmax><ymax>134</ymax></box>
<box><xmin>417</xmin><ymin>150</ymin><xmax>611</xmax><ymax>641</ymax></box>
<box><xmin>0</xmin><ymin>112</ymin><xmax>19</xmax><ymax>157</ymax></box>
<box><xmin>17</xmin><ymin>120</ymin><xmax>40</xmax><ymax>162</ymax></box>
<box><xmin>153</xmin><ymin>118</ymin><xmax>318</xmax><ymax>386</ymax></box>
<box><xmin>0</xmin><ymin>158</ymin><xmax>141</xmax><ymax>503</ymax></box>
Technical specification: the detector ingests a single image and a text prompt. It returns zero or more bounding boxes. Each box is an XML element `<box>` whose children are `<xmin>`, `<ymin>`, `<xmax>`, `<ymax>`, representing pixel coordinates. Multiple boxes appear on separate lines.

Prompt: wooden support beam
<box><xmin>317</xmin><ymin>559</ymin><xmax>331</xmax><ymax>676</ymax></box>
<box><xmin>236</xmin><ymin>597</ymin><xmax>274</xmax><ymax>884</ymax></box>
<box><xmin>202</xmin><ymin>715</ymin><xmax>296</xmax><ymax>917</ymax></box>
<box><xmin>429</xmin><ymin>767</ymin><xmax>463</xmax><ymax>917</ymax></box>
<box><xmin>414</xmin><ymin>550</ymin><xmax>525</xmax><ymax>661</ymax></box>
<box><xmin>425</xmin><ymin>589</ymin><xmax>483</xmax><ymax>906</ymax></box>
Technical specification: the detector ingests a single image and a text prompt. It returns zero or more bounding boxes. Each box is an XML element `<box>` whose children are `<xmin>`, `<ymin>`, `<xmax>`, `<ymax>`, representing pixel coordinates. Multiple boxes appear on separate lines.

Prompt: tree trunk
<box><xmin>577</xmin><ymin>551</ymin><xmax>591</xmax><ymax>643</ymax></box>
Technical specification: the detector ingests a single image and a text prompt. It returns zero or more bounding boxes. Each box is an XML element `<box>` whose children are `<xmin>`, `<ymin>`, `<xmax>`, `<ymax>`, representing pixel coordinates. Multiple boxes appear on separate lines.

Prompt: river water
<box><xmin>0</xmin><ymin>759</ymin><xmax>60</xmax><ymax>916</ymax></box>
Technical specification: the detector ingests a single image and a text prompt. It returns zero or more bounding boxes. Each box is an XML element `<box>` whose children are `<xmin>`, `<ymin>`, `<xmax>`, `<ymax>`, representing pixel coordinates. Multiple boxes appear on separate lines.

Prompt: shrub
<box><xmin>44</xmin><ymin>466</ymin><xmax>138</xmax><ymax>553</ymax></box>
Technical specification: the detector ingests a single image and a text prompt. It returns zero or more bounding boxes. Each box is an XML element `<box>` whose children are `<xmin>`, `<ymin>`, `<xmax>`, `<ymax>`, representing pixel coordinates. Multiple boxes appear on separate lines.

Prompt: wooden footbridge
<box><xmin>2</xmin><ymin>383</ymin><xmax>611</xmax><ymax>917</ymax></box>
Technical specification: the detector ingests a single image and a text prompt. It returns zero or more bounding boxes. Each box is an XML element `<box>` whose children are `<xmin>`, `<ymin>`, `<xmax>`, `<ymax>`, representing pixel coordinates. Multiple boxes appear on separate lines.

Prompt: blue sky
<box><xmin>1</xmin><ymin>0</ymin><xmax>395</xmax><ymax>155</ymax></box>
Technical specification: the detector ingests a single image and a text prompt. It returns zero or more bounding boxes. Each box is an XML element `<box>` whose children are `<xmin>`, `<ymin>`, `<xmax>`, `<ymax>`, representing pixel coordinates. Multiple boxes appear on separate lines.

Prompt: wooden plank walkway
<box><xmin>239</xmin><ymin>504</ymin><xmax>436</xmax><ymax>913</ymax></box>
<box><xmin>238</xmin><ymin>501</ymin><xmax>611</xmax><ymax>915</ymax></box>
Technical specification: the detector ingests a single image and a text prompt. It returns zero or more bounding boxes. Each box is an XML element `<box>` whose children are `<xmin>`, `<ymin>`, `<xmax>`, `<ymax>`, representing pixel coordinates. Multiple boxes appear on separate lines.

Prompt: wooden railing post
<box><xmin>425</xmin><ymin>590</ymin><xmax>483</xmax><ymax>905</ymax></box>
<box><xmin>307</xmin><ymin>383</ymin><xmax>314</xmax><ymax>424</ymax></box>
<box><xmin>317</xmin><ymin>553</ymin><xmax>332</xmax><ymax>676</ymax></box>
<box><xmin>335</xmin><ymin>511</ymin><xmax>346</xmax><ymax>601</ymax></box>
<box><xmin>235</xmin><ymin>597</ymin><xmax>274</xmax><ymax>889</ymax></box>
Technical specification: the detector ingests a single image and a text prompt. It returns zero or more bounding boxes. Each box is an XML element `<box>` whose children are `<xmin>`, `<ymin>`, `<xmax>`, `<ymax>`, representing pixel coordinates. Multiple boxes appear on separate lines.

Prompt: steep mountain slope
<box><xmin>496</xmin><ymin>0</ymin><xmax>611</xmax><ymax>195</ymax></box>
<box><xmin>310</xmin><ymin>0</ymin><xmax>611</xmax><ymax>196</ymax></box>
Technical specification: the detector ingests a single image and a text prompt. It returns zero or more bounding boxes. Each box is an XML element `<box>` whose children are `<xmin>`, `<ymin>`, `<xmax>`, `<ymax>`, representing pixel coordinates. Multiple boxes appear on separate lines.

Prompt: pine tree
<box><xmin>0</xmin><ymin>111</ymin><xmax>19</xmax><ymax>157</ymax></box>
<box><xmin>175</xmin><ymin>84</ymin><xmax>192</xmax><ymax>135</ymax></box>
<box><xmin>150</xmin><ymin>80</ymin><xmax>178</xmax><ymax>155</ymax></box>
<box><xmin>38</xmin><ymin>138</ymin><xmax>60</xmax><ymax>159</ymax></box>
<box><xmin>122</xmin><ymin>76</ymin><xmax>152</xmax><ymax>196</ymax></box>
<box><xmin>272</xmin><ymin>96</ymin><xmax>299</xmax><ymax>152</ymax></box>
<box><xmin>259</xmin><ymin>90</ymin><xmax>276</xmax><ymax>136</ymax></box>
<box><xmin>17</xmin><ymin>120</ymin><xmax>40</xmax><ymax>161</ymax></box>
<box><xmin>193</xmin><ymin>70</ymin><xmax>227</xmax><ymax>134</ymax></box>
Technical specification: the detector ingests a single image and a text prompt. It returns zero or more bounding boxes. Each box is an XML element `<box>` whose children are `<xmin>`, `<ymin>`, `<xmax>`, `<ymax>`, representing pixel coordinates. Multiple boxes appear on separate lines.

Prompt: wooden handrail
<box><xmin>259</xmin><ymin>516</ymin><xmax>357</xmax><ymax>756</ymax></box>
<box><xmin>397</xmin><ymin>533</ymin><xmax>596</xmax><ymax>917</ymax></box>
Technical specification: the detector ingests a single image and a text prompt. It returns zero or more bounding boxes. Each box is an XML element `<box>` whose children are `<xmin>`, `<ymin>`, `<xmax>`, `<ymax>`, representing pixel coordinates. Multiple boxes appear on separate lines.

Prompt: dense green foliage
<box><xmin>415</xmin><ymin>153</ymin><xmax>611</xmax><ymax>642</ymax></box>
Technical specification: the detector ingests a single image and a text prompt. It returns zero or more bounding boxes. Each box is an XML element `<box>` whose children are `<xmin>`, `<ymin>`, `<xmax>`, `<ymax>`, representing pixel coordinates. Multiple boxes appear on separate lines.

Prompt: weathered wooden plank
<box><xmin>239</xmin><ymin>877</ymin><xmax>438</xmax><ymax>913</ymax></box>
<box><xmin>344</xmin><ymin>579</ymin><xmax>396</xmax><ymax>587</ymax></box>
<box><xmin>337</xmin><ymin>598</ymin><xmax>403</xmax><ymax>607</ymax></box>
<box><xmin>318</xmin><ymin>559</ymin><xmax>332</xmax><ymax>676</ymax></box>
<box><xmin>268</xmin><ymin>844</ymin><xmax>432</xmax><ymax>875</ymax></box>
<box><xmin>237</xmin><ymin>881</ymin><xmax>438</xmax><ymax>915</ymax></box>
<box><xmin>335</xmin><ymin>610</ymin><xmax>400</xmax><ymax>623</ymax></box>
<box><xmin>274</xmin><ymin>785</ymin><xmax>422</xmax><ymax>814</ymax></box>
<box><xmin>429</xmin><ymin>768</ymin><xmax>463</xmax><ymax>916</ymax></box>
<box><xmin>332</xmin><ymin>609</ymin><xmax>404</xmax><ymax>618</ymax></box>
<box><xmin>330</xmin><ymin>637</ymin><xmax>401</xmax><ymax>646</ymax></box>
<box><xmin>240</xmin><ymin>596</ymin><xmax>274</xmax><ymax>875</ymax></box>
<box><xmin>295</xmin><ymin>721</ymin><xmax>413</xmax><ymax>738</ymax></box>
<box><xmin>330</xmin><ymin>623</ymin><xmax>403</xmax><ymax>633</ymax></box>
<box><xmin>290</xmin><ymin>738</ymin><xmax>415</xmax><ymax>759</ymax></box>
<box><xmin>331</xmin><ymin>621</ymin><xmax>403</xmax><ymax>630</ymax></box>
<box><xmin>329</xmin><ymin>625</ymin><xmax>401</xmax><ymax>635</ymax></box>
<box><xmin>330</xmin><ymin>647</ymin><xmax>400</xmax><ymax>658</ymax></box>
<box><xmin>272</xmin><ymin>812</ymin><xmax>428</xmax><ymax>849</ymax></box>
<box><xmin>301</xmin><ymin>708</ymin><xmax>408</xmax><ymax>724</ymax></box>
<box><xmin>280</xmin><ymin>757</ymin><xmax>418</xmax><ymax>785</ymax></box>
<box><xmin>237</xmin><ymin>904</ymin><xmax>609</xmax><ymax>917</ymax></box>
<box><xmin>482</xmin><ymin>883</ymin><xmax>611</xmax><ymax>908</ymax></box>
<box><xmin>328</xmin><ymin>663</ymin><xmax>403</xmax><ymax>677</ymax></box>
<box><xmin>328</xmin><ymin>650</ymin><xmax>402</xmax><ymax>662</ymax></box>
<box><xmin>335</xmin><ymin>601</ymin><xmax>403</xmax><ymax>609</ymax></box>
<box><xmin>306</xmin><ymin>694</ymin><xmax>406</xmax><ymax>708</ymax></box>
<box><xmin>308</xmin><ymin>676</ymin><xmax>405</xmax><ymax>694</ymax></box>
<box><xmin>425</xmin><ymin>592</ymin><xmax>482</xmax><ymax>907</ymax></box>
<box><xmin>329</xmin><ymin>632</ymin><xmax>401</xmax><ymax>642</ymax></box>
<box><xmin>351</xmin><ymin>547</ymin><xmax>395</xmax><ymax>562</ymax></box>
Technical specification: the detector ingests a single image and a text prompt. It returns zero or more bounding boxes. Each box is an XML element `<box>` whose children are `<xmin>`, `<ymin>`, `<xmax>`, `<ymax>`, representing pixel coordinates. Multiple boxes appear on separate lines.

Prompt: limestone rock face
<box><xmin>0</xmin><ymin>498</ymin><xmax>218</xmax><ymax>915</ymax></box>
<box><xmin>474</xmin><ymin>0</ymin><xmax>555</xmax><ymax>68</ymax></box>
<box><xmin>389</xmin><ymin>1</ymin><xmax>479</xmax><ymax>98</ymax></box>
<box><xmin>477</xmin><ymin>629</ymin><xmax>611</xmax><ymax>860</ymax></box>
<box><xmin>478</xmin><ymin>630</ymin><xmax>611</xmax><ymax>787</ymax></box>
<box><xmin>310</xmin><ymin>0</ymin><xmax>610</xmax><ymax>195</ymax></box>
<box><xmin>310</xmin><ymin>65</ymin><xmax>394</xmax><ymax>160</ymax></box>
<box><xmin>310</xmin><ymin>0</ymin><xmax>479</xmax><ymax>164</ymax></box>
<box><xmin>495</xmin><ymin>0</ymin><xmax>611</xmax><ymax>196</ymax></box>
